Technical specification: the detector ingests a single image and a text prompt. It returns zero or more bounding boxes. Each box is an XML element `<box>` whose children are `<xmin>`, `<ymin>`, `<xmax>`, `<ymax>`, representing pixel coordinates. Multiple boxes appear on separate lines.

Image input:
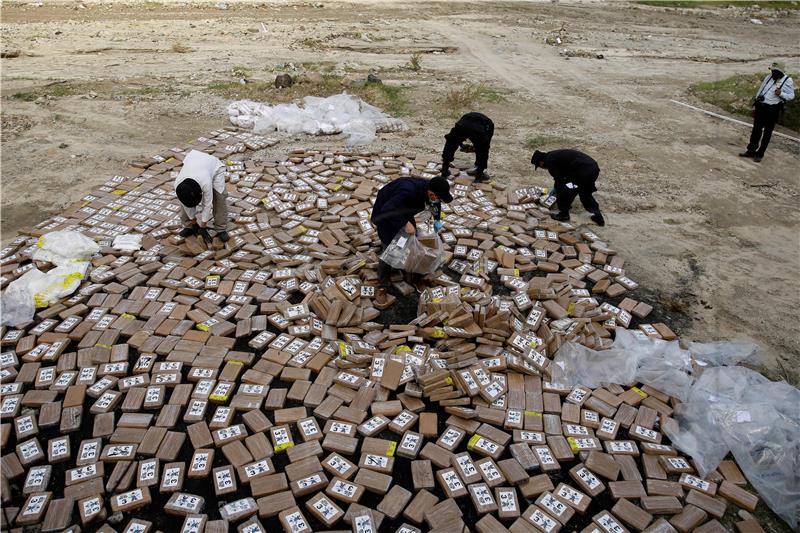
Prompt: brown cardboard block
<box><xmin>611</xmin><ymin>498</ymin><xmax>652</xmax><ymax>531</ymax></box>
<box><xmin>522</xmin><ymin>504</ymin><xmax>562</xmax><ymax>533</ymax></box>
<box><xmin>718</xmin><ymin>480</ymin><xmax>758</xmax><ymax>512</ymax></box>
<box><xmin>684</xmin><ymin>490</ymin><xmax>726</xmax><ymax>519</ymax></box>
<box><xmin>669</xmin><ymin>505</ymin><xmax>708</xmax><ymax>533</ymax></box>
<box><xmin>403</xmin><ymin>489</ymin><xmax>439</xmax><ymax>525</ymax></box>
<box><xmin>735</xmin><ymin>519</ymin><xmax>766</xmax><ymax>533</ymax></box>
<box><xmin>377</xmin><ymin>484</ymin><xmax>413</xmax><ymax>519</ymax></box>
<box><xmin>641</xmin><ymin>496</ymin><xmax>683</xmax><ymax>515</ymax></box>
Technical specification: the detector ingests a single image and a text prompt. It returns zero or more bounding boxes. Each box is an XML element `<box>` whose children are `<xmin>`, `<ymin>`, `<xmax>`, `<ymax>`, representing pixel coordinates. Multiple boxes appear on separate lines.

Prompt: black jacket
<box><xmin>371</xmin><ymin>177</ymin><xmax>433</xmax><ymax>245</ymax></box>
<box><xmin>542</xmin><ymin>149</ymin><xmax>600</xmax><ymax>186</ymax></box>
<box><xmin>442</xmin><ymin>112</ymin><xmax>494</xmax><ymax>174</ymax></box>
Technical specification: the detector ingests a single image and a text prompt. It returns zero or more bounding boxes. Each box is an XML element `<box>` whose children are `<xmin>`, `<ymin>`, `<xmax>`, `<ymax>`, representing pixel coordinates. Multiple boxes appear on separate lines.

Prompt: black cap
<box><xmin>429</xmin><ymin>176</ymin><xmax>453</xmax><ymax>203</ymax></box>
<box><xmin>176</xmin><ymin>178</ymin><xmax>202</xmax><ymax>208</ymax></box>
<box><xmin>531</xmin><ymin>150</ymin><xmax>547</xmax><ymax>168</ymax></box>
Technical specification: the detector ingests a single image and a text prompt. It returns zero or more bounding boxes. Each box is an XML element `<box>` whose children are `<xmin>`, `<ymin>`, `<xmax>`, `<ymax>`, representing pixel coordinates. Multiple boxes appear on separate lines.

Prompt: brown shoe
<box><xmin>374</xmin><ymin>288</ymin><xmax>396</xmax><ymax>310</ymax></box>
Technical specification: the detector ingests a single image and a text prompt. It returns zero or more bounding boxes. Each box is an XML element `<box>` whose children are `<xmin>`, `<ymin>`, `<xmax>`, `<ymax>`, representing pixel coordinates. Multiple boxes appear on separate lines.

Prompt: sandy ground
<box><xmin>2</xmin><ymin>0</ymin><xmax>799</xmax><ymax>384</ymax></box>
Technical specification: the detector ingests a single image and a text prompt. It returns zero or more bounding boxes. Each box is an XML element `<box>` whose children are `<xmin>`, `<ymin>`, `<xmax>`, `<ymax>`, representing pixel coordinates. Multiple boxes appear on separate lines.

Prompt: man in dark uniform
<box><xmin>371</xmin><ymin>175</ymin><xmax>453</xmax><ymax>306</ymax></box>
<box><xmin>531</xmin><ymin>149</ymin><xmax>605</xmax><ymax>226</ymax></box>
<box><xmin>441</xmin><ymin>112</ymin><xmax>494</xmax><ymax>182</ymax></box>
<box><xmin>740</xmin><ymin>61</ymin><xmax>794</xmax><ymax>163</ymax></box>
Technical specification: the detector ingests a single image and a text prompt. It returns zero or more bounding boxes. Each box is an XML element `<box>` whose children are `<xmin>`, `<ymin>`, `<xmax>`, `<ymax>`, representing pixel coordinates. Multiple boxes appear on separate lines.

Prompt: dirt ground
<box><xmin>2</xmin><ymin>0</ymin><xmax>799</xmax><ymax>385</ymax></box>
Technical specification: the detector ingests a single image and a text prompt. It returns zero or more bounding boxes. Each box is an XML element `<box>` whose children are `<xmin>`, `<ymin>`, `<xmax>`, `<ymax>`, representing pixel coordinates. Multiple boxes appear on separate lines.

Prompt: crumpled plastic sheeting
<box><xmin>552</xmin><ymin>328</ymin><xmax>693</xmax><ymax>399</ymax></box>
<box><xmin>227</xmin><ymin>93</ymin><xmax>408</xmax><ymax>146</ymax></box>
<box><xmin>550</xmin><ymin>342</ymin><xmax>638</xmax><ymax>389</ymax></box>
<box><xmin>688</xmin><ymin>340</ymin><xmax>758</xmax><ymax>367</ymax></box>
<box><xmin>616</xmin><ymin>328</ymin><xmax>695</xmax><ymax>401</ymax></box>
<box><xmin>31</xmin><ymin>230</ymin><xmax>99</xmax><ymax>266</ymax></box>
<box><xmin>0</xmin><ymin>263</ymin><xmax>90</xmax><ymax>326</ymax></box>
<box><xmin>664</xmin><ymin>366</ymin><xmax>800</xmax><ymax>529</ymax></box>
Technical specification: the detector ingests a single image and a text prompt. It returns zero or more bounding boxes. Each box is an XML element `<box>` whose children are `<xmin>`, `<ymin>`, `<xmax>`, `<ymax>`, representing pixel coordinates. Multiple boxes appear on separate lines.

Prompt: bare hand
<box><xmin>404</xmin><ymin>222</ymin><xmax>415</xmax><ymax>235</ymax></box>
<box><xmin>774</xmin><ymin>87</ymin><xmax>781</xmax><ymax>96</ymax></box>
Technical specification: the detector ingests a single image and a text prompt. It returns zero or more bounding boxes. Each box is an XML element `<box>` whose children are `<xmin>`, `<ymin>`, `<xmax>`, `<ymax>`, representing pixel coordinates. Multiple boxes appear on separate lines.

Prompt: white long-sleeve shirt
<box><xmin>754</xmin><ymin>74</ymin><xmax>795</xmax><ymax>106</ymax></box>
<box><xmin>174</xmin><ymin>150</ymin><xmax>226</xmax><ymax>225</ymax></box>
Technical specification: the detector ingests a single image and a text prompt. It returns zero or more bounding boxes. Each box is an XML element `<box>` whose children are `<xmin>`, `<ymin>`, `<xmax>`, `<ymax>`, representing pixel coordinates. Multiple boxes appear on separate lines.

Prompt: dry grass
<box><xmin>171</xmin><ymin>42</ymin><xmax>193</xmax><ymax>54</ymax></box>
<box><xmin>442</xmin><ymin>83</ymin><xmax>505</xmax><ymax>117</ymax></box>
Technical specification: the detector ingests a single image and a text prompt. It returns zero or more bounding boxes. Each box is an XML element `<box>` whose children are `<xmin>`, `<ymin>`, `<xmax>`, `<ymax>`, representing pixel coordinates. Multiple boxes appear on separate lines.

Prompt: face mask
<box><xmin>772</xmin><ymin>70</ymin><xmax>783</xmax><ymax>81</ymax></box>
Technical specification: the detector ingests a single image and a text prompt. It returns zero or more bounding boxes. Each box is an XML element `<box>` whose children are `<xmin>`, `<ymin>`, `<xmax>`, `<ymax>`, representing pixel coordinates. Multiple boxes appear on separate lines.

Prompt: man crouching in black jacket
<box><xmin>370</xmin><ymin>175</ymin><xmax>453</xmax><ymax>307</ymax></box>
<box><xmin>531</xmin><ymin>149</ymin><xmax>605</xmax><ymax>226</ymax></box>
<box><xmin>441</xmin><ymin>112</ymin><xmax>494</xmax><ymax>182</ymax></box>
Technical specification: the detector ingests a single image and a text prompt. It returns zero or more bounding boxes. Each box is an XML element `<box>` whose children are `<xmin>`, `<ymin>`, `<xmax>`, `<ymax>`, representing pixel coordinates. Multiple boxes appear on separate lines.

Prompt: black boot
<box><xmin>217</xmin><ymin>231</ymin><xmax>230</xmax><ymax>243</ymax></box>
<box><xmin>474</xmin><ymin>172</ymin><xmax>492</xmax><ymax>183</ymax></box>
<box><xmin>178</xmin><ymin>226</ymin><xmax>197</xmax><ymax>238</ymax></box>
<box><xmin>550</xmin><ymin>211</ymin><xmax>570</xmax><ymax>222</ymax></box>
<box><xmin>590</xmin><ymin>210</ymin><xmax>605</xmax><ymax>227</ymax></box>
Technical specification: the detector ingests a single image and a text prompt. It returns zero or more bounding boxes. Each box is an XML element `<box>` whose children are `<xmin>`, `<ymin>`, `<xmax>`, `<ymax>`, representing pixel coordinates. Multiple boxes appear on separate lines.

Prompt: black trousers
<box><xmin>747</xmin><ymin>103</ymin><xmax>781</xmax><ymax>157</ymax></box>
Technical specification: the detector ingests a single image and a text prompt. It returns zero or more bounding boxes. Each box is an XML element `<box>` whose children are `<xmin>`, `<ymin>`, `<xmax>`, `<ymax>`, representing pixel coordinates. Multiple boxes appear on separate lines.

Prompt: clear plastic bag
<box><xmin>112</xmin><ymin>234</ymin><xmax>143</xmax><ymax>252</ymax></box>
<box><xmin>0</xmin><ymin>269</ymin><xmax>44</xmax><ymax>326</ymax></box>
<box><xmin>688</xmin><ymin>340</ymin><xmax>759</xmax><ymax>367</ymax></box>
<box><xmin>30</xmin><ymin>262</ymin><xmax>90</xmax><ymax>307</ymax></box>
<box><xmin>380</xmin><ymin>226</ymin><xmax>444</xmax><ymax>275</ymax></box>
<box><xmin>551</xmin><ymin>342</ymin><xmax>638</xmax><ymax>388</ymax></box>
<box><xmin>231</xmin><ymin>92</ymin><xmax>407</xmax><ymax>145</ymax></box>
<box><xmin>32</xmin><ymin>230</ymin><xmax>99</xmax><ymax>266</ymax></box>
<box><xmin>663</xmin><ymin>366</ymin><xmax>800</xmax><ymax>528</ymax></box>
<box><xmin>342</xmin><ymin>118</ymin><xmax>376</xmax><ymax>147</ymax></box>
<box><xmin>614</xmin><ymin>328</ymin><xmax>695</xmax><ymax>401</ymax></box>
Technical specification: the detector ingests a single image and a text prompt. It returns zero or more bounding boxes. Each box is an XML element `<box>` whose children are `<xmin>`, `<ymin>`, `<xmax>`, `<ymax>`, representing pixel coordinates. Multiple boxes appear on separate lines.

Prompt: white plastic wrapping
<box><xmin>0</xmin><ymin>269</ymin><xmax>44</xmax><ymax>326</ymax></box>
<box><xmin>663</xmin><ymin>366</ymin><xmax>800</xmax><ymax>529</ymax></box>
<box><xmin>688</xmin><ymin>340</ymin><xmax>759</xmax><ymax>367</ymax></box>
<box><xmin>31</xmin><ymin>263</ymin><xmax>90</xmax><ymax>307</ymax></box>
<box><xmin>550</xmin><ymin>342</ymin><xmax>638</xmax><ymax>388</ymax></box>
<box><xmin>31</xmin><ymin>230</ymin><xmax>99</xmax><ymax>266</ymax></box>
<box><xmin>616</xmin><ymin>328</ymin><xmax>695</xmax><ymax>401</ymax></box>
<box><xmin>380</xmin><ymin>228</ymin><xmax>444</xmax><ymax>275</ymax></box>
<box><xmin>227</xmin><ymin>93</ymin><xmax>407</xmax><ymax>146</ymax></box>
<box><xmin>112</xmin><ymin>234</ymin><xmax>143</xmax><ymax>252</ymax></box>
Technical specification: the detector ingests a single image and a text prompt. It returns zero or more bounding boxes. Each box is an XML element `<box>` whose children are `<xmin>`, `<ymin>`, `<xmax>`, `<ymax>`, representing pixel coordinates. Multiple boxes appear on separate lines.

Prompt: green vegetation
<box><xmin>373</xmin><ymin>83</ymin><xmax>410</xmax><ymax>116</ymax></box>
<box><xmin>524</xmin><ymin>134</ymin><xmax>576</xmax><ymax>151</ymax></box>
<box><xmin>442</xmin><ymin>84</ymin><xmax>506</xmax><ymax>117</ymax></box>
<box><xmin>638</xmin><ymin>0</ymin><xmax>800</xmax><ymax>8</ymax></box>
<box><xmin>690</xmin><ymin>73</ymin><xmax>799</xmax><ymax>132</ymax></box>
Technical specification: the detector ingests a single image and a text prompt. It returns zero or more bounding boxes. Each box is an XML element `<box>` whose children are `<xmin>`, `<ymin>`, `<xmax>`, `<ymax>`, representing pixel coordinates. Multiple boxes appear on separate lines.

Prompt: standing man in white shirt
<box><xmin>174</xmin><ymin>150</ymin><xmax>230</xmax><ymax>243</ymax></box>
<box><xmin>740</xmin><ymin>61</ymin><xmax>795</xmax><ymax>162</ymax></box>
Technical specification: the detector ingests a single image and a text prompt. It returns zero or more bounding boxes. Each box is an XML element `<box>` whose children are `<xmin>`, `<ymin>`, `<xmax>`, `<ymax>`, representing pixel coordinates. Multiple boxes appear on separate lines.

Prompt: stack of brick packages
<box><xmin>0</xmin><ymin>129</ymin><xmax>767</xmax><ymax>533</ymax></box>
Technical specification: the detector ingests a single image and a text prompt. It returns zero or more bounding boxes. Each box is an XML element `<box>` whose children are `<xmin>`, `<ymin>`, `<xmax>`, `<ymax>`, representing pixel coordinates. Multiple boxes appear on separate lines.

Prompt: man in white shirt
<box><xmin>174</xmin><ymin>150</ymin><xmax>230</xmax><ymax>242</ymax></box>
<box><xmin>740</xmin><ymin>61</ymin><xmax>795</xmax><ymax>162</ymax></box>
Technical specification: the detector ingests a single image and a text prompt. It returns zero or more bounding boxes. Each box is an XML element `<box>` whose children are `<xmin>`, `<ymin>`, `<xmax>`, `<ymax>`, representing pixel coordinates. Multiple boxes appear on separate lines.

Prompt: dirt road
<box><xmin>2</xmin><ymin>0</ymin><xmax>799</xmax><ymax>383</ymax></box>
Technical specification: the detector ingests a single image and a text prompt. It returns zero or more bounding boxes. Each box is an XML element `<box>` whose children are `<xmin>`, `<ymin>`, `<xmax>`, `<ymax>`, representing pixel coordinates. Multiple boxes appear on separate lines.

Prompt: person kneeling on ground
<box><xmin>441</xmin><ymin>112</ymin><xmax>495</xmax><ymax>182</ymax></box>
<box><xmin>370</xmin><ymin>175</ymin><xmax>453</xmax><ymax>307</ymax></box>
<box><xmin>531</xmin><ymin>148</ymin><xmax>605</xmax><ymax>226</ymax></box>
<box><xmin>174</xmin><ymin>150</ymin><xmax>230</xmax><ymax>243</ymax></box>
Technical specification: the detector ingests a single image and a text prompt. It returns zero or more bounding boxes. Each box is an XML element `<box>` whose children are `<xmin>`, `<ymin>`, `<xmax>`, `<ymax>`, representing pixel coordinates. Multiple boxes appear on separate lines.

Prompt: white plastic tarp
<box><xmin>227</xmin><ymin>93</ymin><xmax>407</xmax><ymax>146</ymax></box>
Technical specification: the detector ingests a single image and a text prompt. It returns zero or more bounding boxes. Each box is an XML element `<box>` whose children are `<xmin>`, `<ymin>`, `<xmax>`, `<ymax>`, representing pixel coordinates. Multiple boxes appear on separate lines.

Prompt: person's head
<box><xmin>531</xmin><ymin>150</ymin><xmax>547</xmax><ymax>169</ymax></box>
<box><xmin>770</xmin><ymin>61</ymin><xmax>786</xmax><ymax>80</ymax></box>
<box><xmin>428</xmin><ymin>176</ymin><xmax>453</xmax><ymax>203</ymax></box>
<box><xmin>176</xmin><ymin>178</ymin><xmax>203</xmax><ymax>208</ymax></box>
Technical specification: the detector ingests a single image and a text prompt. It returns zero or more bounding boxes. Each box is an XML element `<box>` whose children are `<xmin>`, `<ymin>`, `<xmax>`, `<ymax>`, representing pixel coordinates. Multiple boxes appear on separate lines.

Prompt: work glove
<box><xmin>198</xmin><ymin>228</ymin><xmax>213</xmax><ymax>245</ymax></box>
<box><xmin>434</xmin><ymin>220</ymin><xmax>444</xmax><ymax>233</ymax></box>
